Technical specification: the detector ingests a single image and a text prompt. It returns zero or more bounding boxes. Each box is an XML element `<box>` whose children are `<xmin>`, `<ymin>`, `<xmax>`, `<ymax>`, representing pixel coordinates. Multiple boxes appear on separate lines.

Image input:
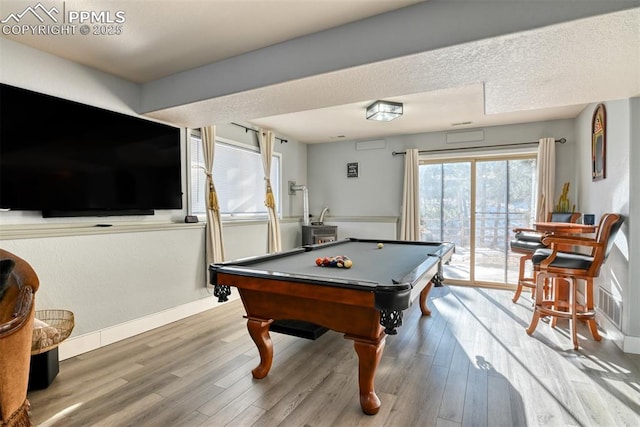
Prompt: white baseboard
<box><xmin>597</xmin><ymin>312</ymin><xmax>640</xmax><ymax>354</ymax></box>
<box><xmin>622</xmin><ymin>334</ymin><xmax>640</xmax><ymax>354</ymax></box>
<box><xmin>58</xmin><ymin>294</ymin><xmax>237</xmax><ymax>360</ymax></box>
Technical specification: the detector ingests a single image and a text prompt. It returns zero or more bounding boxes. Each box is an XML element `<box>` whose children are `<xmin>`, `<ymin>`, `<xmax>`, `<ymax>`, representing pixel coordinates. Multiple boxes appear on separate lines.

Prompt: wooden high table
<box><xmin>533</xmin><ymin>221</ymin><xmax>597</xmax><ymax>236</ymax></box>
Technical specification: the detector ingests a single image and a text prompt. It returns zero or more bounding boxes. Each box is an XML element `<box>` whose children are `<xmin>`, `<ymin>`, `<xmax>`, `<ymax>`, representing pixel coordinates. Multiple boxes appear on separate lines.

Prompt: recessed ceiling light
<box><xmin>451</xmin><ymin>121</ymin><xmax>473</xmax><ymax>126</ymax></box>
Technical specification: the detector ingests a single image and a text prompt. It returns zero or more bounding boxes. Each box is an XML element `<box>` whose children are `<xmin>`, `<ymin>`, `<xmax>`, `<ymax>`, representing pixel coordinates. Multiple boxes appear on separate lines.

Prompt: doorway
<box><xmin>419</xmin><ymin>154</ymin><xmax>536</xmax><ymax>287</ymax></box>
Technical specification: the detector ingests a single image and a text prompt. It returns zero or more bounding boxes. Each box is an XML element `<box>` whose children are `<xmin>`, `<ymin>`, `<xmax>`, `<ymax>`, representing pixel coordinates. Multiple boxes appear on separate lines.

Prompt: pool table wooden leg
<box><xmin>419</xmin><ymin>280</ymin><xmax>434</xmax><ymax>316</ymax></box>
<box><xmin>246</xmin><ymin>317</ymin><xmax>274</xmax><ymax>379</ymax></box>
<box><xmin>347</xmin><ymin>334</ymin><xmax>385</xmax><ymax>415</ymax></box>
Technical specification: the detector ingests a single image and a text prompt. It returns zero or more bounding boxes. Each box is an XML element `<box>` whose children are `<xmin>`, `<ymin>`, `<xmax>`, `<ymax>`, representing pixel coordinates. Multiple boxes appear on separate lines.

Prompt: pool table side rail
<box><xmin>214</xmin><ymin>246</ymin><xmax>309</xmax><ymax>267</ymax></box>
<box><xmin>395</xmin><ymin>243</ymin><xmax>454</xmax><ymax>283</ymax></box>
<box><xmin>342</xmin><ymin>237</ymin><xmax>452</xmax><ymax>249</ymax></box>
<box><xmin>216</xmin><ymin>272</ymin><xmax>379</xmax><ymax>309</ymax></box>
<box><xmin>383</xmin><ymin>242</ymin><xmax>454</xmax><ymax>309</ymax></box>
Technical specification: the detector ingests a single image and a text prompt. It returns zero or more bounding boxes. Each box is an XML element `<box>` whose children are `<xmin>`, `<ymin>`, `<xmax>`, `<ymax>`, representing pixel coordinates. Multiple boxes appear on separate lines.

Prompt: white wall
<box><xmin>223</xmin><ymin>220</ymin><xmax>303</xmax><ymax>260</ymax></box>
<box><xmin>1</xmin><ymin>38</ymin><xmax>141</xmax><ymax>114</ymax></box>
<box><xmin>575</xmin><ymin>99</ymin><xmax>636</xmax><ymax>351</ymax></box>
<box><xmin>326</xmin><ymin>218</ymin><xmax>398</xmax><ymax>241</ymax></box>
<box><xmin>1</xmin><ymin>225</ymin><xmax>207</xmax><ymax>335</ymax></box>
<box><xmin>307</xmin><ymin>120</ymin><xmax>577</xmax><ymax>219</ymax></box>
<box><xmin>629</xmin><ymin>97</ymin><xmax>640</xmax><ymax>342</ymax></box>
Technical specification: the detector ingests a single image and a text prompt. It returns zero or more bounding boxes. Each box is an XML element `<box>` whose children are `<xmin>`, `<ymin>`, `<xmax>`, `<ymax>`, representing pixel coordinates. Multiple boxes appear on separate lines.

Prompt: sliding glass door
<box><xmin>419</xmin><ymin>154</ymin><xmax>536</xmax><ymax>286</ymax></box>
<box><xmin>420</xmin><ymin>161</ymin><xmax>472</xmax><ymax>281</ymax></box>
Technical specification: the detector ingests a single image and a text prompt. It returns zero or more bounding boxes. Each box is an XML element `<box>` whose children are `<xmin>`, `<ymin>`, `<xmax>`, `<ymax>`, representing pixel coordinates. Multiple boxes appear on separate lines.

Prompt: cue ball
<box><xmin>377</xmin><ymin>243</ymin><xmax>384</xmax><ymax>249</ymax></box>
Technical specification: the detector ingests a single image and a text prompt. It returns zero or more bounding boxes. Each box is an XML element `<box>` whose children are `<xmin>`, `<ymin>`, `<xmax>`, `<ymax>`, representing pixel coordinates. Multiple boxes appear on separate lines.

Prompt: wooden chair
<box><xmin>1</xmin><ymin>249</ymin><xmax>39</xmax><ymax>427</ymax></box>
<box><xmin>525</xmin><ymin>213</ymin><xmax>624</xmax><ymax>349</ymax></box>
<box><xmin>510</xmin><ymin>212</ymin><xmax>581</xmax><ymax>303</ymax></box>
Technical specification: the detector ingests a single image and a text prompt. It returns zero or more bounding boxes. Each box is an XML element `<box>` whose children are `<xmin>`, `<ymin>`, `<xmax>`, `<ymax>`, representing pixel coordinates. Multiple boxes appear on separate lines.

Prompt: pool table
<box><xmin>209</xmin><ymin>237</ymin><xmax>454</xmax><ymax>415</ymax></box>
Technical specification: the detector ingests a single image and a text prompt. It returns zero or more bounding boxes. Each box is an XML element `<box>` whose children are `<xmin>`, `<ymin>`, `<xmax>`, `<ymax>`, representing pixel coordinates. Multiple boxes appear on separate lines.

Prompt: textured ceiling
<box><xmin>0</xmin><ymin>0</ymin><xmax>423</xmax><ymax>83</ymax></box>
<box><xmin>1</xmin><ymin>1</ymin><xmax>638</xmax><ymax>143</ymax></box>
<box><xmin>148</xmin><ymin>8</ymin><xmax>639</xmax><ymax>143</ymax></box>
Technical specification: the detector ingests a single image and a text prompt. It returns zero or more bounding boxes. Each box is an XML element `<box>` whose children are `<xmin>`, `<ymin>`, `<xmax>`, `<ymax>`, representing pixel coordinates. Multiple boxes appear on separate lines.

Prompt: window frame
<box><xmin>418</xmin><ymin>149</ymin><xmax>537</xmax><ymax>287</ymax></box>
<box><xmin>188</xmin><ymin>130</ymin><xmax>282</xmax><ymax>221</ymax></box>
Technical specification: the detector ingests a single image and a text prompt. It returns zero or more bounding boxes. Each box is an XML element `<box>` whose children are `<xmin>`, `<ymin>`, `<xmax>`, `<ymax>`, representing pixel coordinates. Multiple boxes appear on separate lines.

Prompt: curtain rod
<box><xmin>391</xmin><ymin>138</ymin><xmax>566</xmax><ymax>156</ymax></box>
<box><xmin>231</xmin><ymin>122</ymin><xmax>288</xmax><ymax>144</ymax></box>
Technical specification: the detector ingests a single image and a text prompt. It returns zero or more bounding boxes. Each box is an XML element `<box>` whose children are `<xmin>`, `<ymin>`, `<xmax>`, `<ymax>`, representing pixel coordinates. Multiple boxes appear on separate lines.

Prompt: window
<box><xmin>419</xmin><ymin>153</ymin><xmax>536</xmax><ymax>286</ymax></box>
<box><xmin>190</xmin><ymin>133</ymin><xmax>281</xmax><ymax>218</ymax></box>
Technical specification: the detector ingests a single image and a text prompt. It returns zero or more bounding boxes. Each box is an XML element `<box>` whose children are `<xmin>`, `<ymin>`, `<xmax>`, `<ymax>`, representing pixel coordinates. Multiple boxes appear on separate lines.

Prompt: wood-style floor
<box><xmin>29</xmin><ymin>286</ymin><xmax>640</xmax><ymax>426</ymax></box>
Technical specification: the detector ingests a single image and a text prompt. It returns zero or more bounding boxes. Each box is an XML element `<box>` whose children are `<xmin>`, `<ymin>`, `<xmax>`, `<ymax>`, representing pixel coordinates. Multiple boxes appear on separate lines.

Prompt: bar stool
<box><xmin>510</xmin><ymin>212</ymin><xmax>581</xmax><ymax>303</ymax></box>
<box><xmin>526</xmin><ymin>213</ymin><xmax>623</xmax><ymax>349</ymax></box>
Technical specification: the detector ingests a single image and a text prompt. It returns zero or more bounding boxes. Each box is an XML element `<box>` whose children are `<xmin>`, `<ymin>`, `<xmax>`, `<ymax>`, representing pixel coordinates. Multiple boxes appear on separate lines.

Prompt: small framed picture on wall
<box><xmin>347</xmin><ymin>162</ymin><xmax>359</xmax><ymax>178</ymax></box>
<box><xmin>592</xmin><ymin>103</ymin><xmax>606</xmax><ymax>181</ymax></box>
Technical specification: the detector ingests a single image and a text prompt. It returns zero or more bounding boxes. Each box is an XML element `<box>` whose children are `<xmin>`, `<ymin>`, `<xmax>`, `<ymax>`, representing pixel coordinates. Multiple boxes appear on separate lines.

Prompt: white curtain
<box><xmin>400</xmin><ymin>149</ymin><xmax>420</xmax><ymax>240</ymax></box>
<box><xmin>536</xmin><ymin>137</ymin><xmax>556</xmax><ymax>222</ymax></box>
<box><xmin>258</xmin><ymin>129</ymin><xmax>282</xmax><ymax>253</ymax></box>
<box><xmin>202</xmin><ymin>125</ymin><xmax>225</xmax><ymax>264</ymax></box>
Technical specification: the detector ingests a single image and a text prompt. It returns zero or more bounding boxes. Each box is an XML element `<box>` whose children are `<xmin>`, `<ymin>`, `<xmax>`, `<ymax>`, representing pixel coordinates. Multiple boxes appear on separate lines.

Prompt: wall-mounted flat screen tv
<box><xmin>0</xmin><ymin>83</ymin><xmax>183</xmax><ymax>217</ymax></box>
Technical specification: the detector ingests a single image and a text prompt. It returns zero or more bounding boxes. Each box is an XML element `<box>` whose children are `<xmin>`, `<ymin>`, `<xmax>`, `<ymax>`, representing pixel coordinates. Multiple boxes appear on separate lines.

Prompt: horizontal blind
<box><xmin>190</xmin><ymin>136</ymin><xmax>280</xmax><ymax>217</ymax></box>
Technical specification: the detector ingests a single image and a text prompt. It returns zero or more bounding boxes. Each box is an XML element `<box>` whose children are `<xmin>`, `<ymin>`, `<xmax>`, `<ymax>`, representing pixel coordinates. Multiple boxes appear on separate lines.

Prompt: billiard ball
<box><xmin>344</xmin><ymin>259</ymin><xmax>353</xmax><ymax>268</ymax></box>
<box><xmin>315</xmin><ymin>257</ymin><xmax>323</xmax><ymax>266</ymax></box>
<box><xmin>377</xmin><ymin>243</ymin><xmax>384</xmax><ymax>249</ymax></box>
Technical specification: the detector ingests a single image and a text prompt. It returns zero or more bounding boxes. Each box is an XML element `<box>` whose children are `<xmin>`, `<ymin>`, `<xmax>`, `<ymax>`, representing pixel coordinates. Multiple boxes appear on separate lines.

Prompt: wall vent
<box><xmin>355</xmin><ymin>139</ymin><xmax>386</xmax><ymax>151</ymax></box>
<box><xmin>445</xmin><ymin>130</ymin><xmax>484</xmax><ymax>144</ymax></box>
<box><xmin>598</xmin><ymin>287</ymin><xmax>622</xmax><ymax>327</ymax></box>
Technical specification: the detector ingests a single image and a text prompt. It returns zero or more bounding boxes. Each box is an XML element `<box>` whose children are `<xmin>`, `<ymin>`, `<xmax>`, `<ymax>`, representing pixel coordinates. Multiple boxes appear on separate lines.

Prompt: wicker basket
<box><xmin>31</xmin><ymin>309</ymin><xmax>75</xmax><ymax>355</ymax></box>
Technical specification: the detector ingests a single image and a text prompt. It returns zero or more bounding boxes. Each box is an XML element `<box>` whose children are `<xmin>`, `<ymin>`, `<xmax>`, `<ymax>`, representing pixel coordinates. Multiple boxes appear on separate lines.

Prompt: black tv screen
<box><xmin>0</xmin><ymin>83</ymin><xmax>183</xmax><ymax>217</ymax></box>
